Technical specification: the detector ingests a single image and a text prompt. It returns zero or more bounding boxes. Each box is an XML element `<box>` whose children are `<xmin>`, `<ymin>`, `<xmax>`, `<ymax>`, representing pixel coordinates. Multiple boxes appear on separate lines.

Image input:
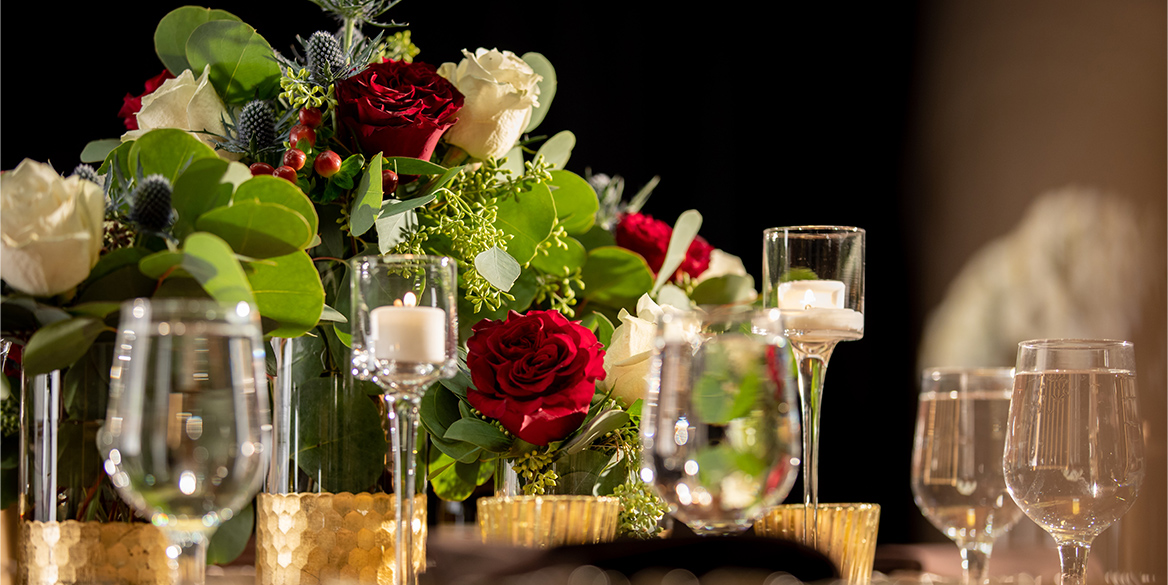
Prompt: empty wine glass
<box><xmin>912</xmin><ymin>367</ymin><xmax>1023</xmax><ymax>584</ymax></box>
<box><xmin>1003</xmin><ymin>339</ymin><xmax>1145</xmax><ymax>585</ymax></box>
<box><xmin>350</xmin><ymin>254</ymin><xmax>458</xmax><ymax>585</ymax></box>
<box><xmin>98</xmin><ymin>298</ymin><xmax>271</xmax><ymax>585</ymax></box>
<box><xmin>640</xmin><ymin>306</ymin><xmax>800</xmax><ymax>536</ymax></box>
<box><xmin>763</xmin><ymin>225</ymin><xmax>864</xmax><ymax>545</ymax></box>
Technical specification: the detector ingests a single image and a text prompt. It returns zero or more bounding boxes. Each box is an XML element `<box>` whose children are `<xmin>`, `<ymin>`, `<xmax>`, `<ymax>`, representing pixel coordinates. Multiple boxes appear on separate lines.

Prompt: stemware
<box><xmin>911</xmin><ymin>367</ymin><xmax>1023</xmax><ymax>584</ymax></box>
<box><xmin>640</xmin><ymin>306</ymin><xmax>800</xmax><ymax>536</ymax></box>
<box><xmin>98</xmin><ymin>298</ymin><xmax>271</xmax><ymax>585</ymax></box>
<box><xmin>1003</xmin><ymin>339</ymin><xmax>1144</xmax><ymax>585</ymax></box>
<box><xmin>350</xmin><ymin>254</ymin><xmax>458</xmax><ymax>585</ymax></box>
<box><xmin>763</xmin><ymin>225</ymin><xmax>864</xmax><ymax>545</ymax></box>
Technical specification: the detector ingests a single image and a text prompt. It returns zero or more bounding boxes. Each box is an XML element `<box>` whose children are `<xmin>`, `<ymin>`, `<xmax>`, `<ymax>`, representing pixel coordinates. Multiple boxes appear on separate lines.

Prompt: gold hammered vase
<box><xmin>477</xmin><ymin>495</ymin><xmax>620</xmax><ymax>548</ymax></box>
<box><xmin>754</xmin><ymin>503</ymin><xmax>881</xmax><ymax>585</ymax></box>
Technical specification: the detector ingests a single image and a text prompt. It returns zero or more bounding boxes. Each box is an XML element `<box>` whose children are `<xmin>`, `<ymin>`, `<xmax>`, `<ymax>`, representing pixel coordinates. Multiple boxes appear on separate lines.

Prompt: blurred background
<box><xmin>1</xmin><ymin>0</ymin><xmax>1163</xmax><ymax>579</ymax></box>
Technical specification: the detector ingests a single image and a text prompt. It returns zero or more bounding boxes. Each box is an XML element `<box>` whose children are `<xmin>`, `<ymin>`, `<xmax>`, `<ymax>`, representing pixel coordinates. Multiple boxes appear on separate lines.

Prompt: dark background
<box><xmin>0</xmin><ymin>1</ymin><xmax>926</xmax><ymax>543</ymax></box>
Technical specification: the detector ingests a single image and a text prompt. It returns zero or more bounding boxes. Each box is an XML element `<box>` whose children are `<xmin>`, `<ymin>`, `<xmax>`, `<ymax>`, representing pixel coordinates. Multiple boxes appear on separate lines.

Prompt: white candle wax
<box><xmin>370</xmin><ymin>304</ymin><xmax>446</xmax><ymax>363</ymax></box>
<box><xmin>776</xmin><ymin>280</ymin><xmax>846</xmax><ymax>310</ymax></box>
<box><xmin>781</xmin><ymin>308</ymin><xmax>864</xmax><ymax>337</ymax></box>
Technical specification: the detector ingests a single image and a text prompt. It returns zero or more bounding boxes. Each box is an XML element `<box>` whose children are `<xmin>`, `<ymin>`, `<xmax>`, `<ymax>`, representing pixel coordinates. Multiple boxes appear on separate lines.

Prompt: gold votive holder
<box><xmin>477</xmin><ymin>495</ymin><xmax>621</xmax><ymax>548</ymax></box>
<box><xmin>255</xmin><ymin>492</ymin><xmax>427</xmax><ymax>585</ymax></box>
<box><xmin>18</xmin><ymin>520</ymin><xmax>168</xmax><ymax>585</ymax></box>
<box><xmin>754</xmin><ymin>503</ymin><xmax>881</xmax><ymax>584</ymax></box>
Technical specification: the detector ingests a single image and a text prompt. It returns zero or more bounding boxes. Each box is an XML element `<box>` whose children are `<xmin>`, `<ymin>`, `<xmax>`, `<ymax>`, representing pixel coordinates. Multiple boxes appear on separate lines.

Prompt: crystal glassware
<box><xmin>98</xmin><ymin>298</ymin><xmax>271</xmax><ymax>585</ymax></box>
<box><xmin>763</xmin><ymin>225</ymin><xmax>864</xmax><ymax>545</ymax></box>
<box><xmin>1003</xmin><ymin>339</ymin><xmax>1145</xmax><ymax>585</ymax></box>
<box><xmin>640</xmin><ymin>306</ymin><xmax>800</xmax><ymax>536</ymax></box>
<box><xmin>350</xmin><ymin>255</ymin><xmax>458</xmax><ymax>585</ymax></box>
<box><xmin>912</xmin><ymin>367</ymin><xmax>1023</xmax><ymax>584</ymax></box>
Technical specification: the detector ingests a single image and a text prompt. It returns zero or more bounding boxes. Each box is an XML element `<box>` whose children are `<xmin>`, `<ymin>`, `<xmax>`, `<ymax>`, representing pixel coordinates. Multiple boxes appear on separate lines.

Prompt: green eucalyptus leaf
<box><xmin>350</xmin><ymin>156</ymin><xmax>382</xmax><ymax>237</ymax></box>
<box><xmin>578</xmin><ymin>311</ymin><xmax>615</xmax><ymax>349</ymax></box>
<box><xmin>536</xmin><ymin>130</ymin><xmax>575</xmax><ymax>170</ymax></box>
<box><xmin>522</xmin><ymin>52</ymin><xmax>556</xmax><ymax>133</ymax></box>
<box><xmin>414</xmin><ymin>165</ymin><xmax>465</xmax><ymax>201</ymax></box>
<box><xmin>497</xmin><ymin>146</ymin><xmax>524</xmax><ymax>177</ymax></box>
<box><xmin>295</xmin><ymin>377</ymin><xmax>387</xmax><ymax>492</ymax></box>
<box><xmin>456</xmin><ymin>270</ymin><xmax>538</xmax><ymax>342</ymax></box>
<box><xmin>547</xmin><ymin>170</ymin><xmax>597</xmax><ymax>236</ymax></box>
<box><xmin>692</xmin><ymin>343</ymin><xmax>760</xmax><ymax>425</ymax></box>
<box><xmin>493</xmin><ymin>183</ymin><xmax>555</xmax><ymax>265</ymax></box>
<box><xmin>652</xmin><ymin>210</ymin><xmax>703</xmax><ymax>295</ymax></box>
<box><xmin>138</xmin><ymin>251</ymin><xmax>187</xmax><ymax>280</ymax></box>
<box><xmin>77</xmin><ymin>248</ymin><xmax>156</xmax><ymax>304</ymax></box>
<box><xmin>154</xmin><ymin>6</ymin><xmax>241</xmax><ymax>75</ymax></box>
<box><xmin>171</xmin><ymin>158</ymin><xmax>251</xmax><ymax>239</ymax></box>
<box><xmin>383</xmin><ymin>157</ymin><xmax>447</xmax><ymax>176</ymax></box>
<box><xmin>552</xmin><ymin>450</ymin><xmax>613</xmax><ymax>496</ymax></box>
<box><xmin>575</xmin><ymin>224</ymin><xmax>616</xmax><ymax>251</ymax></box>
<box><xmin>245</xmin><ymin>251</ymin><xmax>325</xmax><ymax>338</ymax></box>
<box><xmin>232</xmin><ymin>175</ymin><xmax>319</xmax><ymax>235</ymax></box>
<box><xmin>22</xmin><ymin>317</ymin><xmax>106</xmax><ymax>376</ymax></box>
<box><xmin>530</xmin><ymin>236</ymin><xmax>586</xmax><ymax>275</ymax></box>
<box><xmin>186</xmin><ymin>20</ymin><xmax>280</xmax><ymax>104</ymax></box>
<box><xmin>128</xmin><ymin>128</ymin><xmax>218</xmax><ymax>185</ymax></box>
<box><xmin>580</xmin><ymin>247</ymin><xmax>654</xmax><ymax>307</ymax></box>
<box><xmin>474</xmin><ymin>247</ymin><xmax>521</xmax><ymax>292</ymax></box>
<box><xmin>690</xmin><ymin>274</ymin><xmax>757</xmax><ymax>306</ymax></box>
<box><xmin>206</xmin><ymin>501</ymin><xmax>253</xmax><ymax>565</ymax></box>
<box><xmin>80</xmin><ymin>139</ymin><xmax>122</xmax><ymax>164</ymax></box>
<box><xmin>428</xmin><ymin>452</ymin><xmax>491</xmax><ymax>501</ymax></box>
<box><xmin>66</xmin><ymin>303</ymin><xmax>122</xmax><ymax>320</ymax></box>
<box><xmin>181</xmin><ymin>232</ymin><xmax>255</xmax><ymax>306</ymax></box>
<box><xmin>196</xmin><ymin>200</ymin><xmax>313</xmax><ymax>258</ymax></box>
<box><xmin>323</xmin><ymin>154</ymin><xmax>366</xmax><ymax>201</ymax></box>
<box><xmin>656</xmin><ymin>284</ymin><xmax>692</xmax><ymax>310</ymax></box>
<box><xmin>375</xmin><ymin>210</ymin><xmax>417</xmax><ymax>255</ymax></box>
<box><xmin>562</xmin><ymin>410</ymin><xmax>630</xmax><ymax>455</ymax></box>
<box><xmin>319</xmin><ymin>304</ymin><xmax>347</xmax><ymax>324</ymax></box>
<box><xmin>379</xmin><ymin>192</ymin><xmax>436</xmax><ymax>218</ymax></box>
<box><xmin>443</xmin><ymin>418</ymin><xmax>512</xmax><ymax>454</ymax></box>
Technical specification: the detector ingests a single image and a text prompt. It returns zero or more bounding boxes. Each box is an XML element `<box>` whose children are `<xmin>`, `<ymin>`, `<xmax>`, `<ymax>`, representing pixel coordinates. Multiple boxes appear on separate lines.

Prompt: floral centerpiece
<box><xmin>0</xmin><ymin>0</ymin><xmax>758</xmax><ymax>559</ymax></box>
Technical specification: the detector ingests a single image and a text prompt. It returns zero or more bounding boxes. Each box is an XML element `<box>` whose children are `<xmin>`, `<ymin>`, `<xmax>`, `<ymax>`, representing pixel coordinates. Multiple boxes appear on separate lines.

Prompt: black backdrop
<box><xmin>0</xmin><ymin>0</ymin><xmax>927</xmax><ymax>544</ymax></box>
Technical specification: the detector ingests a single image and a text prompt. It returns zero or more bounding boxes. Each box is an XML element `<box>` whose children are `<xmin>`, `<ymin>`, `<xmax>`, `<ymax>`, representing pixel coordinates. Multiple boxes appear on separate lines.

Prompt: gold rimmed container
<box><xmin>754</xmin><ymin>503</ymin><xmax>881</xmax><ymax>584</ymax></box>
<box><xmin>477</xmin><ymin>495</ymin><xmax>621</xmax><ymax>548</ymax></box>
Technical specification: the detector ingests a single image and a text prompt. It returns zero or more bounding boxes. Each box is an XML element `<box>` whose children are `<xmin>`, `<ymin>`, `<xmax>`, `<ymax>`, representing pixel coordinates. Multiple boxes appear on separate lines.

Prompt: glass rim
<box><xmin>347</xmin><ymin>253</ymin><xmax>455</xmax><ymax>268</ymax></box>
<box><xmin>1017</xmin><ymin>338</ymin><xmax>1134</xmax><ymax>351</ymax></box>
<box><xmin>920</xmin><ymin>365</ymin><xmax>1015</xmax><ymax>377</ymax></box>
<box><xmin>118</xmin><ymin>297</ymin><xmax>258</xmax><ymax>317</ymax></box>
<box><xmin>764</xmin><ymin>225</ymin><xmax>865</xmax><ymax>236</ymax></box>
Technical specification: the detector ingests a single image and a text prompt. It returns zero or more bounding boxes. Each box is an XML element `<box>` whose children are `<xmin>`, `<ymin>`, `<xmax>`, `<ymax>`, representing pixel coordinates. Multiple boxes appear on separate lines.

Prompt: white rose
<box><xmin>1</xmin><ymin>160</ymin><xmax>105</xmax><ymax>297</ymax></box>
<box><xmin>437</xmin><ymin>48</ymin><xmax>541</xmax><ymax>161</ymax></box>
<box><xmin>600</xmin><ymin>294</ymin><xmax>671</xmax><ymax>406</ymax></box>
<box><xmin>122</xmin><ymin>65</ymin><xmax>235</xmax><ymax>158</ymax></box>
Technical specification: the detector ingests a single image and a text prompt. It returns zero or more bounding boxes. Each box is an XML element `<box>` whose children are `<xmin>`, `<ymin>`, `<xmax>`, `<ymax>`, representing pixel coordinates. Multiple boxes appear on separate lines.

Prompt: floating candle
<box><xmin>369</xmin><ymin>292</ymin><xmax>446</xmax><ymax>363</ymax></box>
<box><xmin>776</xmin><ymin>279</ymin><xmax>863</xmax><ymax>336</ymax></box>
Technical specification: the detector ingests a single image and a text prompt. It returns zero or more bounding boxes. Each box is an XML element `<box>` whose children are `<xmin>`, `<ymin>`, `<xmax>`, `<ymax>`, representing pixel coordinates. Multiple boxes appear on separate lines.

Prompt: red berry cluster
<box><xmin>247</xmin><ymin>107</ymin><xmax>343</xmax><ymax>183</ymax></box>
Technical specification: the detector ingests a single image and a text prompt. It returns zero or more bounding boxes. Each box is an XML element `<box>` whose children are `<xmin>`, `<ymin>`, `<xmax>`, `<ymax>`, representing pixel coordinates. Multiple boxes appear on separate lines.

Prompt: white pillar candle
<box><xmin>776</xmin><ymin>279</ymin><xmax>863</xmax><ymax>335</ymax></box>
<box><xmin>369</xmin><ymin>293</ymin><xmax>446</xmax><ymax>363</ymax></box>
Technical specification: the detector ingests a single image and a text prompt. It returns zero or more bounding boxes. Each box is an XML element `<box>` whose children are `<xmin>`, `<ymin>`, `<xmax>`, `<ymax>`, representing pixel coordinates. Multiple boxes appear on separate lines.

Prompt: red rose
<box><xmin>117</xmin><ymin>70</ymin><xmax>175</xmax><ymax>131</ymax></box>
<box><xmin>334</xmin><ymin>60</ymin><xmax>464</xmax><ymax>161</ymax></box>
<box><xmin>466</xmin><ymin>310</ymin><xmax>606</xmax><ymax>446</ymax></box>
<box><xmin>615</xmin><ymin>212</ymin><xmax>714</xmax><ymax>281</ymax></box>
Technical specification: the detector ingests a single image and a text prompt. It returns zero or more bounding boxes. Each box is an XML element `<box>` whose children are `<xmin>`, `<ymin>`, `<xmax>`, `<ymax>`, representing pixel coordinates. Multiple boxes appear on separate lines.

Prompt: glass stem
<box><xmin>1057</xmin><ymin>541</ymin><xmax>1091</xmax><ymax>585</ymax></box>
<box><xmin>165</xmin><ymin>531</ymin><xmax>208</xmax><ymax>585</ymax></box>
<box><xmin>794</xmin><ymin>346</ymin><xmax>834</xmax><ymax>550</ymax></box>
<box><xmin>388</xmin><ymin>392</ymin><xmax>421</xmax><ymax>585</ymax></box>
<box><xmin>959</xmin><ymin>544</ymin><xmax>991</xmax><ymax>585</ymax></box>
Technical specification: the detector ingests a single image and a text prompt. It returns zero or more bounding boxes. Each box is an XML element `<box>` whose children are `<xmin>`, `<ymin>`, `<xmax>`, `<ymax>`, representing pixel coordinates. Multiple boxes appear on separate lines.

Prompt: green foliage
<box><xmin>186</xmin><ymin>21</ymin><xmax>282</xmax><ymax>104</ymax></box>
<box><xmin>154</xmin><ymin>7</ymin><xmax>242</xmax><ymax>75</ymax></box>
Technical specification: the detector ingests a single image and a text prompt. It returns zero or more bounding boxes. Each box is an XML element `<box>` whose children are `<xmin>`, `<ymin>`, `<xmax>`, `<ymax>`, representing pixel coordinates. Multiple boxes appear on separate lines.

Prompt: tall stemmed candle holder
<box><xmin>763</xmin><ymin>226</ymin><xmax>865</xmax><ymax>546</ymax></box>
<box><xmin>350</xmin><ymin>255</ymin><xmax>457</xmax><ymax>585</ymax></box>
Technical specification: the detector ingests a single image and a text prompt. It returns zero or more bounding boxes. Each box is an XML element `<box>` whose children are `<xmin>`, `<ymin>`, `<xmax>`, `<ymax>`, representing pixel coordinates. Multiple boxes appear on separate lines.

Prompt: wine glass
<box><xmin>98</xmin><ymin>298</ymin><xmax>271</xmax><ymax>585</ymax></box>
<box><xmin>911</xmin><ymin>367</ymin><xmax>1023</xmax><ymax>584</ymax></box>
<box><xmin>640</xmin><ymin>306</ymin><xmax>800</xmax><ymax>536</ymax></box>
<box><xmin>1003</xmin><ymin>339</ymin><xmax>1145</xmax><ymax>585</ymax></box>
<box><xmin>763</xmin><ymin>225</ymin><xmax>864</xmax><ymax>545</ymax></box>
<box><xmin>350</xmin><ymin>254</ymin><xmax>457</xmax><ymax>585</ymax></box>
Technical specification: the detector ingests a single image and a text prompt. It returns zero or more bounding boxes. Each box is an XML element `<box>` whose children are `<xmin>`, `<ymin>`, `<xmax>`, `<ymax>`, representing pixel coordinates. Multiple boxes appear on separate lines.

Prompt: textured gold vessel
<box><xmin>255</xmin><ymin>492</ymin><xmax>427</xmax><ymax>585</ymax></box>
<box><xmin>477</xmin><ymin>495</ymin><xmax>620</xmax><ymax>549</ymax></box>
<box><xmin>18</xmin><ymin>520</ymin><xmax>168</xmax><ymax>585</ymax></box>
<box><xmin>754</xmin><ymin>503</ymin><xmax>881</xmax><ymax>584</ymax></box>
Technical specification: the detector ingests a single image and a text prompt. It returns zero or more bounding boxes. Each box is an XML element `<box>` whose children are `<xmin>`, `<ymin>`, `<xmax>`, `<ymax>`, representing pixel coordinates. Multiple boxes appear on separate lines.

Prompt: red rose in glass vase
<box><xmin>615</xmin><ymin>212</ymin><xmax>713</xmax><ymax>281</ymax></box>
<box><xmin>466</xmin><ymin>310</ymin><xmax>606</xmax><ymax>446</ymax></box>
<box><xmin>334</xmin><ymin>60</ymin><xmax>464</xmax><ymax>161</ymax></box>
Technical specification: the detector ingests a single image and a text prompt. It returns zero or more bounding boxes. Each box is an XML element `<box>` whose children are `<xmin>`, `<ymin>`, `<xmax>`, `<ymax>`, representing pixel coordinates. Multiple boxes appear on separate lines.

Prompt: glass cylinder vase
<box><xmin>16</xmin><ymin>341</ymin><xmax>168</xmax><ymax>585</ymax></box>
<box><xmin>256</xmin><ymin>333</ymin><xmax>427</xmax><ymax>585</ymax></box>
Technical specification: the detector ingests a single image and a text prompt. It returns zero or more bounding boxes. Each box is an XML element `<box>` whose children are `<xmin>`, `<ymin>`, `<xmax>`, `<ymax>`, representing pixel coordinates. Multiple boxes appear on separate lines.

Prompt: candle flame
<box><xmin>402</xmin><ymin>291</ymin><xmax>417</xmax><ymax>307</ymax></box>
<box><xmin>801</xmin><ymin>288</ymin><xmax>817</xmax><ymax>310</ymax></box>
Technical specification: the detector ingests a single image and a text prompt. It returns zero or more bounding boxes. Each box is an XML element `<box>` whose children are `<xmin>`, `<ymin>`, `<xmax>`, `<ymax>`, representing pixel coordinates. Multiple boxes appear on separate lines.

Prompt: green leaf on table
<box><xmin>181</xmin><ymin>232</ymin><xmax>255</xmax><ymax>306</ymax></box>
<box><xmin>232</xmin><ymin>175</ymin><xmax>319</xmax><ymax>236</ymax></box>
<box><xmin>295</xmin><ymin>377</ymin><xmax>387</xmax><ymax>492</ymax></box>
<box><xmin>22</xmin><ymin>317</ymin><xmax>107</xmax><ymax>376</ymax></box>
<box><xmin>349</xmin><ymin>155</ymin><xmax>382</xmax><ymax>237</ymax></box>
<box><xmin>536</xmin><ymin>130</ymin><xmax>575</xmax><ymax>170</ymax></box>
<box><xmin>246</xmin><ymin>251</ymin><xmax>325</xmax><ymax>338</ymax></box>
<box><xmin>128</xmin><ymin>128</ymin><xmax>218</xmax><ymax>185</ymax></box>
<box><xmin>196</xmin><ymin>200</ymin><xmax>313</xmax><ymax>259</ymax></box>
<box><xmin>474</xmin><ymin>246</ymin><xmax>521</xmax><ymax>292</ymax></box>
<box><xmin>530</xmin><ymin>236</ymin><xmax>586</xmax><ymax>275</ymax></box>
<box><xmin>80</xmin><ymin>139</ymin><xmax>122</xmax><ymax>164</ymax></box>
<box><xmin>691</xmin><ymin>274</ymin><xmax>757</xmax><ymax>305</ymax></box>
<box><xmin>493</xmin><ymin>182</ymin><xmax>555</xmax><ymax>265</ymax></box>
<box><xmin>522</xmin><ymin>52</ymin><xmax>556</xmax><ymax>133</ymax></box>
<box><xmin>206</xmin><ymin>501</ymin><xmax>253</xmax><ymax>565</ymax></box>
<box><xmin>548</xmin><ymin>170</ymin><xmax>597</xmax><ymax>236</ymax></box>
<box><xmin>652</xmin><ymin>209</ymin><xmax>702</xmax><ymax>295</ymax></box>
<box><xmin>154</xmin><ymin>6</ymin><xmax>241</xmax><ymax>75</ymax></box>
<box><xmin>186</xmin><ymin>20</ymin><xmax>280</xmax><ymax>104</ymax></box>
<box><xmin>580</xmin><ymin>246</ymin><xmax>654</xmax><ymax>307</ymax></box>
<box><xmin>383</xmin><ymin>157</ymin><xmax>447</xmax><ymax>176</ymax></box>
<box><xmin>578</xmin><ymin>311</ymin><xmax>615</xmax><ymax>348</ymax></box>
<box><xmin>171</xmin><ymin>158</ymin><xmax>251</xmax><ymax>239</ymax></box>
